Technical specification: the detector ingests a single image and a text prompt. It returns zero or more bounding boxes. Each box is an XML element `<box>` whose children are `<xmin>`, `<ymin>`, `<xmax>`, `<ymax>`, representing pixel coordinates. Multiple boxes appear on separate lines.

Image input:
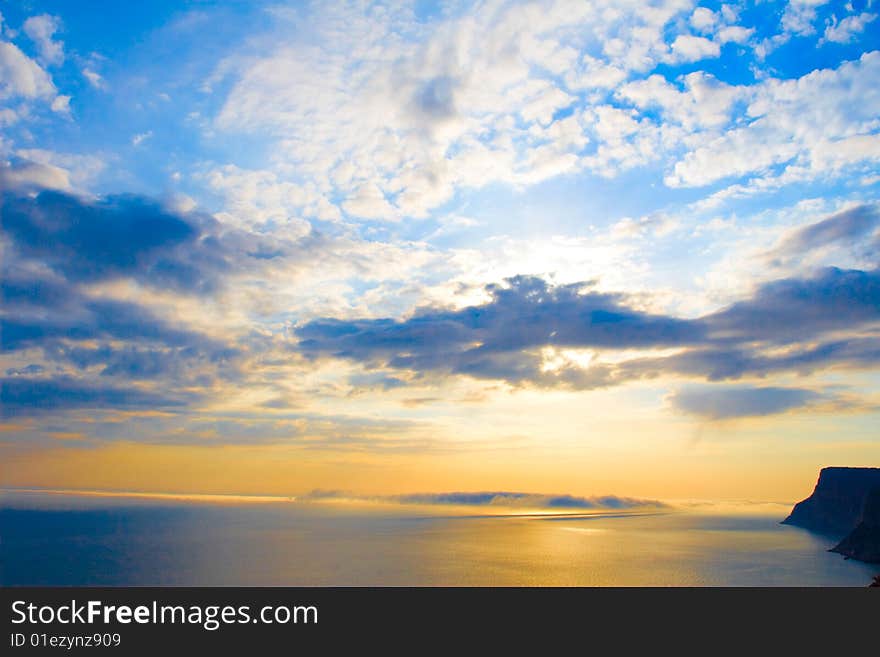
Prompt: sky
<box><xmin>1</xmin><ymin>0</ymin><xmax>879</xmax><ymax>503</ymax></box>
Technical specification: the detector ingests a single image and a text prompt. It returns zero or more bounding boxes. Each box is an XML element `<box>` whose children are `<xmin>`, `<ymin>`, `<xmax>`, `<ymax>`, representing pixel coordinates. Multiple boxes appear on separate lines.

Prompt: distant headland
<box><xmin>782</xmin><ymin>466</ymin><xmax>880</xmax><ymax>564</ymax></box>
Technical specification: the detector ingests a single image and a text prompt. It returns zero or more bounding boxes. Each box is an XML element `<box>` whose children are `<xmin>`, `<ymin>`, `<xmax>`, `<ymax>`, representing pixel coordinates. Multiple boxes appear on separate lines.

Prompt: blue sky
<box><xmin>1</xmin><ymin>0</ymin><xmax>879</xmax><ymax>499</ymax></box>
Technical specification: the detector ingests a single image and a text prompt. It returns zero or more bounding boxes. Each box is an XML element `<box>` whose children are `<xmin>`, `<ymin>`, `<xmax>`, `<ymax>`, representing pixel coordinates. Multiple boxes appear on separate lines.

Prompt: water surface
<box><xmin>1</xmin><ymin>493</ymin><xmax>875</xmax><ymax>586</ymax></box>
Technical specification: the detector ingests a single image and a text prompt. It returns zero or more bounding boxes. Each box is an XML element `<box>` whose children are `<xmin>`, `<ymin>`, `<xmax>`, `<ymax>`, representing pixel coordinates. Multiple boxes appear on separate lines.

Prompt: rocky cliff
<box><xmin>782</xmin><ymin>467</ymin><xmax>880</xmax><ymax>535</ymax></box>
<box><xmin>830</xmin><ymin>485</ymin><xmax>880</xmax><ymax>563</ymax></box>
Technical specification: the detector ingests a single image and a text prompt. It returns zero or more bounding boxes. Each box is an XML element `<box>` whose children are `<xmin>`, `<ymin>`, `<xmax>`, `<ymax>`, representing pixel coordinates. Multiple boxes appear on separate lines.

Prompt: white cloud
<box><xmin>611</xmin><ymin>213</ymin><xmax>679</xmax><ymax>239</ymax></box>
<box><xmin>689</xmin><ymin>7</ymin><xmax>717</xmax><ymax>33</ymax></box>
<box><xmin>619</xmin><ymin>72</ymin><xmax>745</xmax><ymax>130</ymax></box>
<box><xmin>18</xmin><ymin>148</ymin><xmax>104</xmax><ymax>183</ymax></box>
<box><xmin>518</xmin><ymin>84</ymin><xmax>575</xmax><ymax>126</ymax></box>
<box><xmin>168</xmin><ymin>193</ymin><xmax>197</xmax><ymax>214</ymax></box>
<box><xmin>210</xmin><ymin>1</ymin><xmax>703</xmax><ymax>222</ymax></box>
<box><xmin>717</xmin><ymin>25</ymin><xmax>754</xmax><ymax>45</ymax></box>
<box><xmin>781</xmin><ymin>0</ymin><xmax>829</xmax><ymax>37</ymax></box>
<box><xmin>0</xmin><ymin>40</ymin><xmax>56</xmax><ymax>100</ymax></box>
<box><xmin>132</xmin><ymin>131</ymin><xmax>153</xmax><ymax>146</ymax></box>
<box><xmin>668</xmin><ymin>35</ymin><xmax>720</xmax><ymax>63</ymax></box>
<box><xmin>194</xmin><ymin>0</ymin><xmax>876</xmax><ymax>231</ymax></box>
<box><xmin>666</xmin><ymin>51</ymin><xmax>880</xmax><ymax>188</ymax></box>
<box><xmin>0</xmin><ymin>158</ymin><xmax>71</xmax><ymax>190</ymax></box>
<box><xmin>823</xmin><ymin>12</ymin><xmax>877</xmax><ymax>44</ymax></box>
<box><xmin>82</xmin><ymin>67</ymin><xmax>105</xmax><ymax>89</ymax></box>
<box><xmin>204</xmin><ymin>164</ymin><xmax>325</xmax><ymax>233</ymax></box>
<box><xmin>342</xmin><ymin>183</ymin><xmax>398</xmax><ymax>220</ymax></box>
<box><xmin>0</xmin><ymin>149</ymin><xmax>104</xmax><ymax>192</ymax></box>
<box><xmin>23</xmin><ymin>14</ymin><xmax>64</xmax><ymax>65</ymax></box>
<box><xmin>50</xmin><ymin>94</ymin><xmax>70</xmax><ymax>114</ymax></box>
<box><xmin>0</xmin><ymin>36</ymin><xmax>66</xmax><ymax>124</ymax></box>
<box><xmin>757</xmin><ymin>0</ymin><xmax>831</xmax><ymax>57</ymax></box>
<box><xmin>565</xmin><ymin>54</ymin><xmax>627</xmax><ymax>90</ymax></box>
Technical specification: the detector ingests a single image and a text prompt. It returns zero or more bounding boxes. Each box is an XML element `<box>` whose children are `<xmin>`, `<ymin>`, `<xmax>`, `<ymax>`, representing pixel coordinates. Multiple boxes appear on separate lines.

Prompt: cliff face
<box><xmin>782</xmin><ymin>467</ymin><xmax>880</xmax><ymax>535</ymax></box>
<box><xmin>830</xmin><ymin>486</ymin><xmax>880</xmax><ymax>563</ymax></box>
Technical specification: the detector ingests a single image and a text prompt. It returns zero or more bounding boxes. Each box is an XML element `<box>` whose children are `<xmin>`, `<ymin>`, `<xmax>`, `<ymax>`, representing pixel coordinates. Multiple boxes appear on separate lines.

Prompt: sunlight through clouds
<box><xmin>1</xmin><ymin>0</ymin><xmax>879</xmax><ymax>500</ymax></box>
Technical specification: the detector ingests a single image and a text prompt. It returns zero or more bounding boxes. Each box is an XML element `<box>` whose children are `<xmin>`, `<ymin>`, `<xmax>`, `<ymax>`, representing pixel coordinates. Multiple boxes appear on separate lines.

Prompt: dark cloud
<box><xmin>1</xmin><ymin>189</ymin><xmax>297</xmax><ymax>295</ymax></box>
<box><xmin>301</xmin><ymin>490</ymin><xmax>667</xmax><ymax>509</ymax></box>
<box><xmin>0</xmin><ymin>190</ymin><xmax>269</xmax><ymax>411</ymax></box>
<box><xmin>298</xmin><ymin>275</ymin><xmax>704</xmax><ymax>385</ymax></box>
<box><xmin>707</xmin><ymin>267</ymin><xmax>880</xmax><ymax>343</ymax></box>
<box><xmin>3</xmin><ymin>190</ymin><xmax>878</xmax><ymax>422</ymax></box>
<box><xmin>412</xmin><ymin>76</ymin><xmax>459</xmax><ymax>121</ymax></box>
<box><xmin>622</xmin><ymin>336</ymin><xmax>880</xmax><ymax>382</ymax></box>
<box><xmin>768</xmin><ymin>204</ymin><xmax>880</xmax><ymax>262</ymax></box>
<box><xmin>391</xmin><ymin>491</ymin><xmax>665</xmax><ymax>509</ymax></box>
<box><xmin>296</xmin><ymin>266</ymin><xmax>880</xmax><ymax>395</ymax></box>
<box><xmin>0</xmin><ymin>376</ymin><xmax>192</xmax><ymax>417</ymax></box>
<box><xmin>668</xmin><ymin>385</ymin><xmax>824</xmax><ymax>420</ymax></box>
<box><xmin>0</xmin><ymin>269</ymin><xmax>224</xmax><ymax>354</ymax></box>
<box><xmin>45</xmin><ymin>344</ymin><xmax>238</xmax><ymax>382</ymax></box>
<box><xmin>1</xmin><ymin>190</ymin><xmax>228</xmax><ymax>293</ymax></box>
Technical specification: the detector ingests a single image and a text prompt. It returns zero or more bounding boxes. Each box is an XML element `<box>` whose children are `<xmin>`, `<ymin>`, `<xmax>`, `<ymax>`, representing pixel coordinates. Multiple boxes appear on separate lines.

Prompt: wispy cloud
<box><xmin>81</xmin><ymin>67</ymin><xmax>104</xmax><ymax>89</ymax></box>
<box><xmin>131</xmin><ymin>130</ymin><xmax>152</xmax><ymax>146</ymax></box>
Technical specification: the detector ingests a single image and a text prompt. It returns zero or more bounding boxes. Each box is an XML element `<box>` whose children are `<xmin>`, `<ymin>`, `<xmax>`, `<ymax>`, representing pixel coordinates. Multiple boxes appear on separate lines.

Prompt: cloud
<box><xmin>132</xmin><ymin>131</ymin><xmax>153</xmax><ymax>146</ymax></box>
<box><xmin>201</xmin><ymin>0</ymin><xmax>880</xmax><ymax>226</ymax></box>
<box><xmin>823</xmin><ymin>12</ymin><xmax>876</xmax><ymax>44</ymax></box>
<box><xmin>778</xmin><ymin>0</ymin><xmax>827</xmax><ymax>40</ymax></box>
<box><xmin>666</xmin><ymin>51</ymin><xmax>880</xmax><ymax>188</ymax></box>
<box><xmin>689</xmin><ymin>8</ymin><xmax>717</xmax><ymax>33</ymax></box>
<box><xmin>0</xmin><ymin>190</ymin><xmax>274</xmax><ymax>294</ymax></box>
<box><xmin>707</xmin><ymin>266</ymin><xmax>880</xmax><ymax>342</ymax></box>
<box><xmin>204</xmin><ymin>164</ymin><xmax>328</xmax><ymax>231</ymax></box>
<box><xmin>0</xmin><ymin>190</ymin><xmax>296</xmax><ymax>401</ymax></box>
<box><xmin>341</xmin><ymin>183</ymin><xmax>398</xmax><ymax>220</ymax></box>
<box><xmin>0</xmin><ymin>186</ymin><xmax>468</xmax><ymax>407</ymax></box>
<box><xmin>0</xmin><ymin>158</ymin><xmax>72</xmax><ymax>191</ymax></box>
<box><xmin>668</xmin><ymin>35</ymin><xmax>720</xmax><ymax>63</ymax></box>
<box><xmin>621</xmin><ymin>336</ymin><xmax>880</xmax><ymax>383</ymax></box>
<box><xmin>0</xmin><ymin>184</ymin><xmax>458</xmax><ymax>433</ymax></box>
<box><xmin>347</xmin><ymin>372</ymin><xmax>408</xmax><ymax>392</ymax></box>
<box><xmin>618</xmin><ymin>72</ymin><xmax>745</xmax><ymax>130</ymax></box>
<box><xmin>0</xmin><ymin>40</ymin><xmax>55</xmax><ymax>101</ymax></box>
<box><xmin>717</xmin><ymin>26</ymin><xmax>754</xmax><ymax>45</ymax></box>
<box><xmin>301</xmin><ymin>489</ymin><xmax>667</xmax><ymax>510</ymax></box>
<box><xmin>766</xmin><ymin>204</ymin><xmax>880</xmax><ymax>264</ymax></box>
<box><xmin>82</xmin><ymin>67</ymin><xmax>105</xmax><ymax>89</ymax></box>
<box><xmin>0</xmin><ymin>269</ymin><xmax>226</xmax><ymax>354</ymax></box>
<box><xmin>0</xmin><ymin>376</ymin><xmax>192</xmax><ymax>417</ymax></box>
<box><xmin>5</xmin><ymin>364</ymin><xmax>44</xmax><ymax>377</ymax></box>
<box><xmin>2</xmin><ymin>2</ymin><xmax>878</xmax><ymax>437</ymax></box>
<box><xmin>295</xmin><ymin>261</ymin><xmax>880</xmax><ymax>397</ymax></box>
<box><xmin>668</xmin><ymin>385</ymin><xmax>824</xmax><ymax>420</ymax></box>
<box><xmin>297</xmin><ymin>275</ymin><xmax>704</xmax><ymax>387</ymax></box>
<box><xmin>5</xmin><ymin>150</ymin><xmax>105</xmax><ymax>191</ymax></box>
<box><xmin>23</xmin><ymin>14</ymin><xmax>64</xmax><ymax>65</ymax></box>
<box><xmin>49</xmin><ymin>94</ymin><xmax>70</xmax><ymax>114</ymax></box>
<box><xmin>207</xmin><ymin>1</ymin><xmax>718</xmax><ymax>220</ymax></box>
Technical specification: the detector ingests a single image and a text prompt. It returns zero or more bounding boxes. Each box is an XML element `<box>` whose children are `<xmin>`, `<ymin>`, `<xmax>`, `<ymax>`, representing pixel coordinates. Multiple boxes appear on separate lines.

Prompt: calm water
<box><xmin>1</xmin><ymin>495</ymin><xmax>876</xmax><ymax>586</ymax></box>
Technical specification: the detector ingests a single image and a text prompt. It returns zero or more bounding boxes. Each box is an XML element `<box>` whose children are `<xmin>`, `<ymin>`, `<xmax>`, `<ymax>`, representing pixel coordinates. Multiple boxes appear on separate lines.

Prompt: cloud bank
<box><xmin>301</xmin><ymin>489</ymin><xmax>667</xmax><ymax>510</ymax></box>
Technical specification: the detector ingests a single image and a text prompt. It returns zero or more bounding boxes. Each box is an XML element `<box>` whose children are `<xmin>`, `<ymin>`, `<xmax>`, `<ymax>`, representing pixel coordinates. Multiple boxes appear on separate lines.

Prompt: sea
<box><xmin>1</xmin><ymin>491</ymin><xmax>876</xmax><ymax>586</ymax></box>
